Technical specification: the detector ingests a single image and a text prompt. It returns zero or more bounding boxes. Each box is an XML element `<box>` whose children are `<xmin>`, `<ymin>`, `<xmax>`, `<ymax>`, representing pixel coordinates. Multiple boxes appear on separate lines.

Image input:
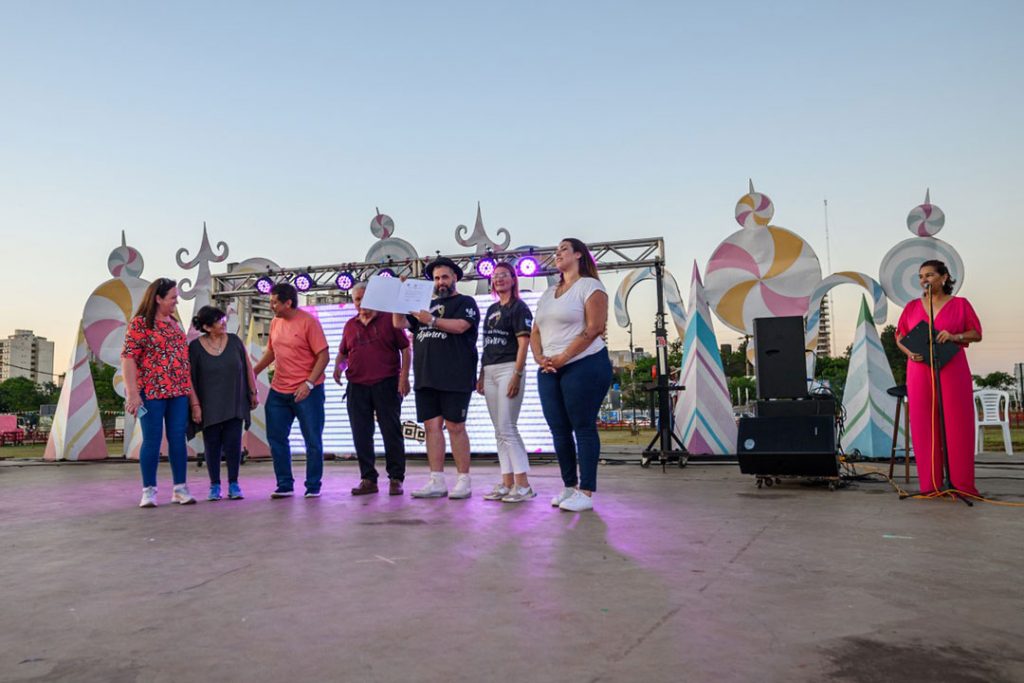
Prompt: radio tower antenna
<box><xmin>820</xmin><ymin>199</ymin><xmax>834</xmax><ymax>357</ymax></box>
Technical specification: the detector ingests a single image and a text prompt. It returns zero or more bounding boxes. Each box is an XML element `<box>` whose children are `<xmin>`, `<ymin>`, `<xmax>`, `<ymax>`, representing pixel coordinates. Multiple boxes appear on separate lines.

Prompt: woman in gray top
<box><xmin>188</xmin><ymin>306</ymin><xmax>258</xmax><ymax>501</ymax></box>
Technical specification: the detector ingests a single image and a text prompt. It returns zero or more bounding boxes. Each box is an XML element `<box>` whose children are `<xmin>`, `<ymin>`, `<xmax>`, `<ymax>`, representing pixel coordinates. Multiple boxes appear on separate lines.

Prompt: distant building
<box><xmin>1015</xmin><ymin>362</ymin><xmax>1023</xmax><ymax>405</ymax></box>
<box><xmin>816</xmin><ymin>297</ymin><xmax>833</xmax><ymax>357</ymax></box>
<box><xmin>608</xmin><ymin>347</ymin><xmax>649</xmax><ymax>370</ymax></box>
<box><xmin>225</xmin><ymin>262</ymin><xmax>275</xmax><ymax>346</ymax></box>
<box><xmin>305</xmin><ymin>291</ymin><xmax>349</xmax><ymax>307</ymax></box>
<box><xmin>0</xmin><ymin>330</ymin><xmax>55</xmax><ymax>385</ymax></box>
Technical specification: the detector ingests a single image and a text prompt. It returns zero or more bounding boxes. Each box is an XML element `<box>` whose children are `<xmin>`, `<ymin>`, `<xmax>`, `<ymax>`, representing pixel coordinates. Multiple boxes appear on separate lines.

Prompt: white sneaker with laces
<box><xmin>558</xmin><ymin>490</ymin><xmax>594</xmax><ymax>512</ymax></box>
<box><xmin>411</xmin><ymin>475</ymin><xmax>448</xmax><ymax>498</ymax></box>
<box><xmin>171</xmin><ymin>484</ymin><xmax>196</xmax><ymax>505</ymax></box>
<box><xmin>449</xmin><ymin>474</ymin><xmax>472</xmax><ymax>500</ymax></box>
<box><xmin>551</xmin><ymin>487</ymin><xmax>576</xmax><ymax>507</ymax></box>
<box><xmin>483</xmin><ymin>483</ymin><xmax>510</xmax><ymax>501</ymax></box>
<box><xmin>139</xmin><ymin>486</ymin><xmax>157</xmax><ymax>508</ymax></box>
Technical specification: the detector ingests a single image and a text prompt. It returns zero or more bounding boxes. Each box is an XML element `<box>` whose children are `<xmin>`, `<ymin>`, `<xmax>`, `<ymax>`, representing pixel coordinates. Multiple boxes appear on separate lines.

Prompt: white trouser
<box><xmin>483</xmin><ymin>361</ymin><xmax>530</xmax><ymax>475</ymax></box>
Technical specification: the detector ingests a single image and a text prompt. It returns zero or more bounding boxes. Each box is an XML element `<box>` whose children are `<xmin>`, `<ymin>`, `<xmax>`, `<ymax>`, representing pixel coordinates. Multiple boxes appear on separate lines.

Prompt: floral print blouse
<box><xmin>121</xmin><ymin>316</ymin><xmax>192</xmax><ymax>399</ymax></box>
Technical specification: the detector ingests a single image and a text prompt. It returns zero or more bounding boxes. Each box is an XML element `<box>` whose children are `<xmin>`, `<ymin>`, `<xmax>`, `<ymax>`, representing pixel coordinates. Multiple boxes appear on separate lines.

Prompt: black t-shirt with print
<box><xmin>407</xmin><ymin>293</ymin><xmax>479</xmax><ymax>392</ymax></box>
<box><xmin>481</xmin><ymin>299</ymin><xmax>533</xmax><ymax>367</ymax></box>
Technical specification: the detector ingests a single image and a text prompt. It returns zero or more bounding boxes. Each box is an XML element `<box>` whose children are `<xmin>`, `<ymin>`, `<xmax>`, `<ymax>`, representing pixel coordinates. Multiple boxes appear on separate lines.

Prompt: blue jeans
<box><xmin>139</xmin><ymin>394</ymin><xmax>189</xmax><ymax>488</ymax></box>
<box><xmin>537</xmin><ymin>349</ymin><xmax>612</xmax><ymax>492</ymax></box>
<box><xmin>266</xmin><ymin>384</ymin><xmax>325</xmax><ymax>493</ymax></box>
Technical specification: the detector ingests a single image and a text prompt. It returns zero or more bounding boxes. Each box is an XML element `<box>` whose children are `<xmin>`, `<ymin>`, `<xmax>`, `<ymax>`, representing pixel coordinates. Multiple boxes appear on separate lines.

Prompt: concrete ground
<box><xmin>1</xmin><ymin>454</ymin><xmax>1022</xmax><ymax>683</ymax></box>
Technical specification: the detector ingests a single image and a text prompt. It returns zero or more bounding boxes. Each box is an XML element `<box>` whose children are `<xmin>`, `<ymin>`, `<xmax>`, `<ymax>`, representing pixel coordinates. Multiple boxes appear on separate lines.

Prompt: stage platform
<box><xmin>1</xmin><ymin>456</ymin><xmax>1022</xmax><ymax>682</ymax></box>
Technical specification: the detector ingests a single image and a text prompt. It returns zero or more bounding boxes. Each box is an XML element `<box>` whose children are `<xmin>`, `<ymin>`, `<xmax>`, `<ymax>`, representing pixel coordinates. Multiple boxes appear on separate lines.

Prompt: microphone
<box><xmin>924</xmin><ymin>282</ymin><xmax>932</xmax><ymax>289</ymax></box>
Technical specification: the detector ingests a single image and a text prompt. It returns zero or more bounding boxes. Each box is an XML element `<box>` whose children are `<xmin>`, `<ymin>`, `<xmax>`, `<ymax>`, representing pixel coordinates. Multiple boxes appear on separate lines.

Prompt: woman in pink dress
<box><xmin>895</xmin><ymin>260</ymin><xmax>983</xmax><ymax>496</ymax></box>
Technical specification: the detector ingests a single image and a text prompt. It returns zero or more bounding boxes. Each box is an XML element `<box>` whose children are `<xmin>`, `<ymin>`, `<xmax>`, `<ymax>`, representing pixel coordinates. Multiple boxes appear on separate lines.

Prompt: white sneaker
<box><xmin>558</xmin><ymin>490</ymin><xmax>594</xmax><ymax>512</ymax></box>
<box><xmin>483</xmin><ymin>483</ymin><xmax>511</xmax><ymax>501</ymax></box>
<box><xmin>139</xmin><ymin>486</ymin><xmax>157</xmax><ymax>508</ymax></box>
<box><xmin>411</xmin><ymin>475</ymin><xmax>448</xmax><ymax>498</ymax></box>
<box><xmin>449</xmin><ymin>474</ymin><xmax>472</xmax><ymax>500</ymax></box>
<box><xmin>551</xmin><ymin>487</ymin><xmax>576</xmax><ymax>507</ymax></box>
<box><xmin>171</xmin><ymin>484</ymin><xmax>196</xmax><ymax>505</ymax></box>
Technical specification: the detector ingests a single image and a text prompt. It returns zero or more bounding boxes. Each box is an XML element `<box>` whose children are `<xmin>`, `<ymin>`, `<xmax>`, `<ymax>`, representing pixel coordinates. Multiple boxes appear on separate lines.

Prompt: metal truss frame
<box><xmin>211</xmin><ymin>237</ymin><xmax>665</xmax><ymax>301</ymax></box>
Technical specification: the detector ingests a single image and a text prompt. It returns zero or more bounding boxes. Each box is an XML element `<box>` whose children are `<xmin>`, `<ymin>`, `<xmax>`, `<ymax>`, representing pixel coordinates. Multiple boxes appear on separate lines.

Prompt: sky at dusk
<box><xmin>1</xmin><ymin>1</ymin><xmax>1021</xmax><ymax>379</ymax></box>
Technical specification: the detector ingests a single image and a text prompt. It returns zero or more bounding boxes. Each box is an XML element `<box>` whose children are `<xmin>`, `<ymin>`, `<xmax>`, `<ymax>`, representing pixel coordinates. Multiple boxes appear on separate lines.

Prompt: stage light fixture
<box><xmin>476</xmin><ymin>257</ymin><xmax>496</xmax><ymax>279</ymax></box>
<box><xmin>255</xmin><ymin>276</ymin><xmax>274</xmax><ymax>295</ymax></box>
<box><xmin>515</xmin><ymin>255</ymin><xmax>539</xmax><ymax>277</ymax></box>
<box><xmin>335</xmin><ymin>272</ymin><xmax>355</xmax><ymax>291</ymax></box>
<box><xmin>377</xmin><ymin>268</ymin><xmax>396</xmax><ymax>278</ymax></box>
<box><xmin>294</xmin><ymin>272</ymin><xmax>314</xmax><ymax>292</ymax></box>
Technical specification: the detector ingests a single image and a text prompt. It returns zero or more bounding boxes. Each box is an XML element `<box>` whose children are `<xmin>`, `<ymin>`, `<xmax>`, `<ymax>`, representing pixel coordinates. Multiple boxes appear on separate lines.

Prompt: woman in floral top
<box><xmin>121</xmin><ymin>278</ymin><xmax>196</xmax><ymax>508</ymax></box>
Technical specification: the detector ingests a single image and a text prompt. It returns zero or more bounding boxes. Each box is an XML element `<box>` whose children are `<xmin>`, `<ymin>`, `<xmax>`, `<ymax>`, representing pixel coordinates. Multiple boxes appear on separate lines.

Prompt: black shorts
<box><xmin>415</xmin><ymin>388</ymin><xmax>472</xmax><ymax>423</ymax></box>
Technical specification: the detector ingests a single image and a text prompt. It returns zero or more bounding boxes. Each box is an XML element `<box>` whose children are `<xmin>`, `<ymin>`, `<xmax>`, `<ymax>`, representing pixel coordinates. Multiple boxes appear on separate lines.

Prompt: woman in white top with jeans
<box><xmin>531</xmin><ymin>238</ymin><xmax>613</xmax><ymax>512</ymax></box>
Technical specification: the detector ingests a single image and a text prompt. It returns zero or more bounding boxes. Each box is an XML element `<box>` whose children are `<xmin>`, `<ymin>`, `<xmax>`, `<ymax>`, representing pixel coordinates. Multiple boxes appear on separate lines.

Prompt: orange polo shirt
<box><xmin>267</xmin><ymin>309</ymin><xmax>329</xmax><ymax>393</ymax></box>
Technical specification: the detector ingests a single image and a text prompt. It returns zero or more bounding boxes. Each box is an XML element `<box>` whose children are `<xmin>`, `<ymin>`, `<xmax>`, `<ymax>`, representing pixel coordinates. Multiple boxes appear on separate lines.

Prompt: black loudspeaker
<box><xmin>755</xmin><ymin>398</ymin><xmax>836</xmax><ymax>418</ymax></box>
<box><xmin>753</xmin><ymin>316</ymin><xmax>808</xmax><ymax>399</ymax></box>
<box><xmin>737</xmin><ymin>415</ymin><xmax>838</xmax><ymax>477</ymax></box>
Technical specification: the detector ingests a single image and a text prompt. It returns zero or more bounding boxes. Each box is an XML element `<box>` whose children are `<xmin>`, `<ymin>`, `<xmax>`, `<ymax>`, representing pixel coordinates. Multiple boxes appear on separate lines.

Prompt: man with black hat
<box><xmin>393</xmin><ymin>256</ymin><xmax>479</xmax><ymax>499</ymax></box>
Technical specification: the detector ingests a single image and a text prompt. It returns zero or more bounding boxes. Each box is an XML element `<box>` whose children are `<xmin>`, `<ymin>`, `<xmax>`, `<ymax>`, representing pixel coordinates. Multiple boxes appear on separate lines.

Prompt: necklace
<box><xmin>203</xmin><ymin>334</ymin><xmax>228</xmax><ymax>355</ymax></box>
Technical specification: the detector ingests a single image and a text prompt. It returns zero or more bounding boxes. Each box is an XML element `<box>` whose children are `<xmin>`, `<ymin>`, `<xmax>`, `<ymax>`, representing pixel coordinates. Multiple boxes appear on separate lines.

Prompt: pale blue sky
<box><xmin>1</xmin><ymin>1</ymin><xmax>1021</xmax><ymax>375</ymax></box>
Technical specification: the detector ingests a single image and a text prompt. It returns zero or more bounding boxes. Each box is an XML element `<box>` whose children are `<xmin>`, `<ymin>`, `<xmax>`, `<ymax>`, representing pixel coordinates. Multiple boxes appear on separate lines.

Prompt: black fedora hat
<box><xmin>424</xmin><ymin>256</ymin><xmax>464</xmax><ymax>281</ymax></box>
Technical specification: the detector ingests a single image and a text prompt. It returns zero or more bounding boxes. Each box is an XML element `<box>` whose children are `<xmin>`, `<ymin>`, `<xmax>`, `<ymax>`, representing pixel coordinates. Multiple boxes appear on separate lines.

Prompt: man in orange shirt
<box><xmin>253</xmin><ymin>283</ymin><xmax>330</xmax><ymax>498</ymax></box>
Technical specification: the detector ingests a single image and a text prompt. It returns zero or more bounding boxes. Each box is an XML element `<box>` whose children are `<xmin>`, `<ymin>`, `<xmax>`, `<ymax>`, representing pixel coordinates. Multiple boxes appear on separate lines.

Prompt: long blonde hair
<box><xmin>490</xmin><ymin>262</ymin><xmax>520</xmax><ymax>302</ymax></box>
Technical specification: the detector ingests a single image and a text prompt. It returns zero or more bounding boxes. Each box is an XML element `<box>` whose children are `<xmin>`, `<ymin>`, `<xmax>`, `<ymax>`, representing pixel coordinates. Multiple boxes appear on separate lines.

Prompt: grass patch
<box><xmin>2</xmin><ymin>427</ymin><xmax>1018</xmax><ymax>458</ymax></box>
<box><xmin>0</xmin><ymin>443</ymin><xmax>124</xmax><ymax>460</ymax></box>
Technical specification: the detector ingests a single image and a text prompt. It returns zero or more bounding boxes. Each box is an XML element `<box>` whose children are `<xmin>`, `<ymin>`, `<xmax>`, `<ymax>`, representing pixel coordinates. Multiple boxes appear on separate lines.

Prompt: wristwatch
<box><xmin>427</xmin><ymin>315</ymin><xmax>437</xmax><ymax>329</ymax></box>
<box><xmin>305</xmin><ymin>380</ymin><xmax>315</xmax><ymax>391</ymax></box>
<box><xmin>956</xmin><ymin>333</ymin><xmax>963</xmax><ymax>342</ymax></box>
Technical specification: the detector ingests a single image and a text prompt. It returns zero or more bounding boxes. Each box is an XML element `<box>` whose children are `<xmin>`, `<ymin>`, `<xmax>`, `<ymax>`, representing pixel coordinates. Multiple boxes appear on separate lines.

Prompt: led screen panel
<box><xmin>289</xmin><ymin>291</ymin><xmax>554</xmax><ymax>455</ymax></box>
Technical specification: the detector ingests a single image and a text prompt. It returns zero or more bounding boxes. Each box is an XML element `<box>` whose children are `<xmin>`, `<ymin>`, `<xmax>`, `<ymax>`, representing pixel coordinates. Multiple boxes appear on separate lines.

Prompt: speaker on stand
<box><xmin>753</xmin><ymin>316</ymin><xmax>808</xmax><ymax>399</ymax></box>
<box><xmin>738</xmin><ymin>316</ymin><xmax>840</xmax><ymax>489</ymax></box>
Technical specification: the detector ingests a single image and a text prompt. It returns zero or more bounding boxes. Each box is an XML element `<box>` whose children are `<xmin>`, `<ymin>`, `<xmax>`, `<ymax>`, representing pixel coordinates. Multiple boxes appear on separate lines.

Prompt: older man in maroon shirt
<box><xmin>334</xmin><ymin>282</ymin><xmax>411</xmax><ymax>495</ymax></box>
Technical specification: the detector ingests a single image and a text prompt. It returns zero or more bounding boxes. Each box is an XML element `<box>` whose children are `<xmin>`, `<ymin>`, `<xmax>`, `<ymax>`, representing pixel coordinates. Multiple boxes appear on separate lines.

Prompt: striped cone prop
<box><xmin>44</xmin><ymin>322</ymin><xmax>108</xmax><ymax>461</ymax></box>
<box><xmin>840</xmin><ymin>295</ymin><xmax>903</xmax><ymax>458</ymax></box>
<box><xmin>243</xmin><ymin>317</ymin><xmax>271</xmax><ymax>458</ymax></box>
<box><xmin>673</xmin><ymin>262</ymin><xmax>737</xmax><ymax>455</ymax></box>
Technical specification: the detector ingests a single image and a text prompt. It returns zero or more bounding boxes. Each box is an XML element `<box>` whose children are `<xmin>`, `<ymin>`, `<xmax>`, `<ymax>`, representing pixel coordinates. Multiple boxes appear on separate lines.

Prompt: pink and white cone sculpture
<box><xmin>673</xmin><ymin>262</ymin><xmax>737</xmax><ymax>455</ymax></box>
<box><xmin>44</xmin><ymin>323</ymin><xmax>108</xmax><ymax>461</ymax></box>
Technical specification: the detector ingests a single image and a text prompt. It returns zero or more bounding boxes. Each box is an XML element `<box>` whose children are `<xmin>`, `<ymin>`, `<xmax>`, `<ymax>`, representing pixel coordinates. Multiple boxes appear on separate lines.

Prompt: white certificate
<box><xmin>361</xmin><ymin>275</ymin><xmax>434</xmax><ymax>314</ymax></box>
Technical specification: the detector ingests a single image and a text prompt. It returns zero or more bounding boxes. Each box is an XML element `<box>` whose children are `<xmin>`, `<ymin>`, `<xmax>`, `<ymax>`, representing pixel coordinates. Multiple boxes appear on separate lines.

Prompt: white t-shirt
<box><xmin>535</xmin><ymin>277</ymin><xmax>607</xmax><ymax>364</ymax></box>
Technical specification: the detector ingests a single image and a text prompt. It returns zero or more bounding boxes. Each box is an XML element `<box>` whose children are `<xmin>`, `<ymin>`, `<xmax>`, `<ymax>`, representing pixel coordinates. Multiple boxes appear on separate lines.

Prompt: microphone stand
<box><xmin>924</xmin><ymin>284</ymin><xmax>971</xmax><ymax>507</ymax></box>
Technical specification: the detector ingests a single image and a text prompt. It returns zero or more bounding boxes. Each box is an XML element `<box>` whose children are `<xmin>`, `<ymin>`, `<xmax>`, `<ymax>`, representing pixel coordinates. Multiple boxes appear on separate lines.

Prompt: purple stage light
<box><xmin>255</xmin><ymin>276</ymin><xmax>274</xmax><ymax>295</ymax></box>
<box><xmin>335</xmin><ymin>272</ymin><xmax>355</xmax><ymax>291</ymax></box>
<box><xmin>377</xmin><ymin>268</ymin><xmax>396</xmax><ymax>278</ymax></box>
<box><xmin>476</xmin><ymin>257</ymin><xmax>496</xmax><ymax>279</ymax></box>
<box><xmin>516</xmin><ymin>255</ymin><xmax>539</xmax><ymax>277</ymax></box>
<box><xmin>294</xmin><ymin>272</ymin><xmax>314</xmax><ymax>292</ymax></box>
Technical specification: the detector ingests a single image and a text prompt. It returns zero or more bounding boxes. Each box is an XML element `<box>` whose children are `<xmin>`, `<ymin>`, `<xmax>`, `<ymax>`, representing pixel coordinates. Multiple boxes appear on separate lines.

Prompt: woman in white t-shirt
<box><xmin>530</xmin><ymin>238</ymin><xmax>613</xmax><ymax>512</ymax></box>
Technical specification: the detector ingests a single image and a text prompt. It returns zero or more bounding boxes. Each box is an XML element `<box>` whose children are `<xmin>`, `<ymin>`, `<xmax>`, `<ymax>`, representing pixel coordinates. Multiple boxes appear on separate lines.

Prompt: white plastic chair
<box><xmin>975</xmin><ymin>389</ymin><xmax>1013</xmax><ymax>455</ymax></box>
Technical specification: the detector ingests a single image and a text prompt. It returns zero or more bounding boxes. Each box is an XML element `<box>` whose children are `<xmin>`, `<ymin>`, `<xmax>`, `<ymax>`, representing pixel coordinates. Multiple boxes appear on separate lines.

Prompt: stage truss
<box><xmin>211</xmin><ymin>237</ymin><xmax>666</xmax><ymax>301</ymax></box>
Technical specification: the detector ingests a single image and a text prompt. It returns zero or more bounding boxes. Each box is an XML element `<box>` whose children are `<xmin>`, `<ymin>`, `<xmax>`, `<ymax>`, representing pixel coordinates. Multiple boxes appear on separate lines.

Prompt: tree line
<box><xmin>3</xmin><ymin>348</ymin><xmax>1013</xmax><ymax>421</ymax></box>
<box><xmin>612</xmin><ymin>325</ymin><xmax>1017</xmax><ymax>409</ymax></box>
